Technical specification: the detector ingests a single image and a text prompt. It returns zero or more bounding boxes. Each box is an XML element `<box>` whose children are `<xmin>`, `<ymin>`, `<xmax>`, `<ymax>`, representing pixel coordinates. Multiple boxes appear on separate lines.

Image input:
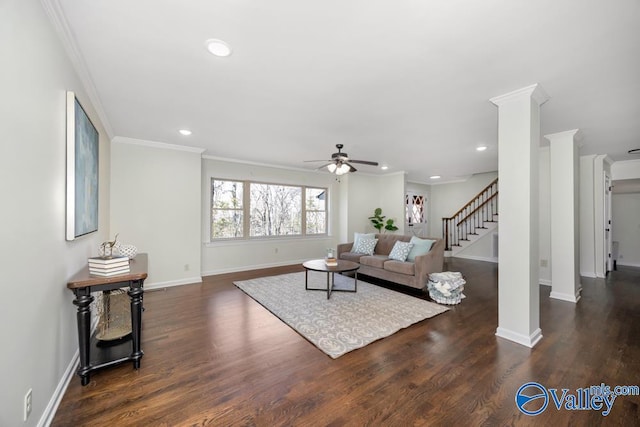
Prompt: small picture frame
<box><xmin>66</xmin><ymin>91</ymin><xmax>99</xmax><ymax>241</ymax></box>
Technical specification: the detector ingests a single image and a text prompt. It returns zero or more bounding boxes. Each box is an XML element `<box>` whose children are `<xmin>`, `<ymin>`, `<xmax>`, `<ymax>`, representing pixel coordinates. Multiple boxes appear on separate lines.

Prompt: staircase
<box><xmin>442</xmin><ymin>178</ymin><xmax>498</xmax><ymax>257</ymax></box>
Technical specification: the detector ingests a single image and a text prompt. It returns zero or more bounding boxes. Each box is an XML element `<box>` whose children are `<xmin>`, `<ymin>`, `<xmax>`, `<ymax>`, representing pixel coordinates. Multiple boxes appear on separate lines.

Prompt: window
<box><xmin>305</xmin><ymin>188</ymin><xmax>327</xmax><ymax>235</ymax></box>
<box><xmin>211</xmin><ymin>179</ymin><xmax>327</xmax><ymax>240</ymax></box>
<box><xmin>211</xmin><ymin>180</ymin><xmax>244</xmax><ymax>238</ymax></box>
<box><xmin>250</xmin><ymin>183</ymin><xmax>301</xmax><ymax>237</ymax></box>
<box><xmin>406</xmin><ymin>194</ymin><xmax>426</xmax><ymax>225</ymax></box>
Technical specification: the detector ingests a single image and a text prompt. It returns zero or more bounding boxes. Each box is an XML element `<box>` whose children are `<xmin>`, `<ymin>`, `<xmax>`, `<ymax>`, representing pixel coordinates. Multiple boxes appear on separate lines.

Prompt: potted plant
<box><xmin>368</xmin><ymin>208</ymin><xmax>399</xmax><ymax>233</ymax></box>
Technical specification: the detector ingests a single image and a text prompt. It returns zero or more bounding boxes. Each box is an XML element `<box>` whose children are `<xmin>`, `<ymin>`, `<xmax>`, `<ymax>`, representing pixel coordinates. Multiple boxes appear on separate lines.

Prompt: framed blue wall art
<box><xmin>66</xmin><ymin>91</ymin><xmax>99</xmax><ymax>241</ymax></box>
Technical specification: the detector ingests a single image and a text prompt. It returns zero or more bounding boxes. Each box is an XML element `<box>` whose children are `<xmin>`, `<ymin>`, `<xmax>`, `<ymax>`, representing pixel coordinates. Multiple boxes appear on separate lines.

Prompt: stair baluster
<box><xmin>442</xmin><ymin>178</ymin><xmax>498</xmax><ymax>251</ymax></box>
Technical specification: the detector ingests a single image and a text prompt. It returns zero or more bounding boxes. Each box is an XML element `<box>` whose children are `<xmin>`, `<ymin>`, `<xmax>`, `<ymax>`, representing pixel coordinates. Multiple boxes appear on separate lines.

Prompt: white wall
<box><xmin>612</xmin><ymin>159</ymin><xmax>640</xmax><ymax>180</ymax></box>
<box><xmin>342</xmin><ymin>172</ymin><xmax>406</xmax><ymax>241</ymax></box>
<box><xmin>538</xmin><ymin>147</ymin><xmax>551</xmax><ymax>284</ymax></box>
<box><xmin>0</xmin><ymin>1</ymin><xmax>111</xmax><ymax>425</ymax></box>
<box><xmin>612</xmin><ymin>193</ymin><xmax>640</xmax><ymax>267</ymax></box>
<box><xmin>377</xmin><ymin>172</ymin><xmax>406</xmax><ymax>235</ymax></box>
<box><xmin>111</xmin><ymin>138</ymin><xmax>203</xmax><ymax>287</ymax></box>
<box><xmin>201</xmin><ymin>158</ymin><xmax>340</xmax><ymax>275</ymax></box>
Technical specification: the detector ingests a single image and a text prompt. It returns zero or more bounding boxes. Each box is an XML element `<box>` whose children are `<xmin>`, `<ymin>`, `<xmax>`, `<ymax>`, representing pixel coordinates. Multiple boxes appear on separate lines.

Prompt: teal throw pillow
<box><xmin>388</xmin><ymin>241</ymin><xmax>414</xmax><ymax>262</ymax></box>
<box><xmin>352</xmin><ymin>232</ymin><xmax>375</xmax><ymax>252</ymax></box>
<box><xmin>407</xmin><ymin>236</ymin><xmax>436</xmax><ymax>262</ymax></box>
<box><xmin>353</xmin><ymin>238</ymin><xmax>378</xmax><ymax>255</ymax></box>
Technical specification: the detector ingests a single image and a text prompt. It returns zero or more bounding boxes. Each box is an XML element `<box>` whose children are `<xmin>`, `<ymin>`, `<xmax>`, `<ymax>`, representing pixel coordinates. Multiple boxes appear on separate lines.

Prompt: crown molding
<box><xmin>113</xmin><ymin>136</ymin><xmax>205</xmax><ymax>154</ymax></box>
<box><xmin>40</xmin><ymin>0</ymin><xmax>114</xmax><ymax>139</ymax></box>
<box><xmin>490</xmin><ymin>83</ymin><xmax>550</xmax><ymax>107</ymax></box>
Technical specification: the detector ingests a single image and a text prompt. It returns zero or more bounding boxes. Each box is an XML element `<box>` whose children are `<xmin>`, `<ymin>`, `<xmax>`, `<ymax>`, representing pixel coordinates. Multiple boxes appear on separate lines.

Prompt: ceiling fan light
<box><xmin>336</xmin><ymin>164</ymin><xmax>350</xmax><ymax>175</ymax></box>
<box><xmin>327</xmin><ymin>163</ymin><xmax>337</xmax><ymax>173</ymax></box>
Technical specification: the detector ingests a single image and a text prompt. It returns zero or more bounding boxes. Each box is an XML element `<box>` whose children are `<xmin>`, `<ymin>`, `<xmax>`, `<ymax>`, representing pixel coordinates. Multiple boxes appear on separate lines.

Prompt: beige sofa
<box><xmin>337</xmin><ymin>234</ymin><xmax>444</xmax><ymax>290</ymax></box>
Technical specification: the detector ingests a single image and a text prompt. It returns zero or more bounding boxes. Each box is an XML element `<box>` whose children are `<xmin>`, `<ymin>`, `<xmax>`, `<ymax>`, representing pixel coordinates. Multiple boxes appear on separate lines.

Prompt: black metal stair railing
<box><xmin>442</xmin><ymin>178</ymin><xmax>498</xmax><ymax>251</ymax></box>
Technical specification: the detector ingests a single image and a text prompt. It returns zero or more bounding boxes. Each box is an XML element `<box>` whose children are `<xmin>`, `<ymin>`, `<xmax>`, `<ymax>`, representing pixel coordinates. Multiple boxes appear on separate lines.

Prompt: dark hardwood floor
<box><xmin>53</xmin><ymin>259</ymin><xmax>640</xmax><ymax>426</ymax></box>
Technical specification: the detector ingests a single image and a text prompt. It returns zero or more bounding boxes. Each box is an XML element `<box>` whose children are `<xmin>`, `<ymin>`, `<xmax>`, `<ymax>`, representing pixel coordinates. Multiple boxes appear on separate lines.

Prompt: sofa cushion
<box><xmin>384</xmin><ymin>260</ymin><xmax>415</xmax><ymax>276</ymax></box>
<box><xmin>360</xmin><ymin>255</ymin><xmax>388</xmax><ymax>269</ymax></box>
<box><xmin>352</xmin><ymin>232</ymin><xmax>375</xmax><ymax>251</ymax></box>
<box><xmin>353</xmin><ymin>238</ymin><xmax>378</xmax><ymax>255</ymax></box>
<box><xmin>407</xmin><ymin>236</ymin><xmax>436</xmax><ymax>262</ymax></box>
<box><xmin>375</xmin><ymin>234</ymin><xmax>411</xmax><ymax>255</ymax></box>
<box><xmin>339</xmin><ymin>252</ymin><xmax>364</xmax><ymax>263</ymax></box>
<box><xmin>388</xmin><ymin>241</ymin><xmax>414</xmax><ymax>262</ymax></box>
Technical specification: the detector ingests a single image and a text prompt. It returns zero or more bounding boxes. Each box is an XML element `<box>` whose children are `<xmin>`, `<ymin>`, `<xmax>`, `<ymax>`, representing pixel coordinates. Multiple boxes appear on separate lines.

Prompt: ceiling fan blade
<box><xmin>349</xmin><ymin>159</ymin><xmax>379</xmax><ymax>166</ymax></box>
<box><xmin>315</xmin><ymin>163</ymin><xmax>333</xmax><ymax>170</ymax></box>
<box><xmin>304</xmin><ymin>159</ymin><xmax>332</xmax><ymax>163</ymax></box>
<box><xmin>345</xmin><ymin>162</ymin><xmax>357</xmax><ymax>173</ymax></box>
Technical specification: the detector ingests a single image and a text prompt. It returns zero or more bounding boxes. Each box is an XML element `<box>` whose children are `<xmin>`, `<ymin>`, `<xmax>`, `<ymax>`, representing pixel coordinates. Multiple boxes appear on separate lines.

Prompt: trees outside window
<box><xmin>211</xmin><ymin>180</ymin><xmax>243</xmax><ymax>239</ymax></box>
<box><xmin>211</xmin><ymin>179</ymin><xmax>327</xmax><ymax>240</ymax></box>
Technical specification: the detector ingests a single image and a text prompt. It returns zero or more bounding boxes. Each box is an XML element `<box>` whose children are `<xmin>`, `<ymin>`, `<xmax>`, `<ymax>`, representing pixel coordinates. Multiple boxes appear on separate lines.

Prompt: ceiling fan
<box><xmin>305</xmin><ymin>144</ymin><xmax>379</xmax><ymax>175</ymax></box>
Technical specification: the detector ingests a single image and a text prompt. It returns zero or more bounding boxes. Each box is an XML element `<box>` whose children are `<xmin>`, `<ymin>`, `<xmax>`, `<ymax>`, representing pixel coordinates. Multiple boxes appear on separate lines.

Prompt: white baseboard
<box><xmin>539</xmin><ymin>279</ymin><xmax>552</xmax><ymax>287</ymax></box>
<box><xmin>496</xmin><ymin>327</ymin><xmax>543</xmax><ymax>348</ymax></box>
<box><xmin>453</xmin><ymin>254</ymin><xmax>498</xmax><ymax>263</ymax></box>
<box><xmin>145</xmin><ymin>276</ymin><xmax>202</xmax><ymax>290</ymax></box>
<box><xmin>38</xmin><ymin>349</ymin><xmax>79</xmax><ymax>427</ymax></box>
<box><xmin>617</xmin><ymin>261</ymin><xmax>640</xmax><ymax>268</ymax></box>
<box><xmin>580</xmin><ymin>271</ymin><xmax>597</xmax><ymax>278</ymax></box>
<box><xmin>201</xmin><ymin>259</ymin><xmax>307</xmax><ymax>277</ymax></box>
<box><xmin>550</xmin><ymin>290</ymin><xmax>581</xmax><ymax>303</ymax></box>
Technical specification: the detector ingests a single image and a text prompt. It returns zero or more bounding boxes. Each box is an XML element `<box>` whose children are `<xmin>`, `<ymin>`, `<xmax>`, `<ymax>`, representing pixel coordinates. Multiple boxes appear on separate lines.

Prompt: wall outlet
<box><xmin>274</xmin><ymin>247</ymin><xmax>278</xmax><ymax>254</ymax></box>
<box><xmin>540</xmin><ymin>259</ymin><xmax>548</xmax><ymax>268</ymax></box>
<box><xmin>184</xmin><ymin>263</ymin><xmax>190</xmax><ymax>271</ymax></box>
<box><xmin>619</xmin><ymin>254</ymin><xmax>624</xmax><ymax>259</ymax></box>
<box><xmin>24</xmin><ymin>388</ymin><xmax>32</xmax><ymax>421</ymax></box>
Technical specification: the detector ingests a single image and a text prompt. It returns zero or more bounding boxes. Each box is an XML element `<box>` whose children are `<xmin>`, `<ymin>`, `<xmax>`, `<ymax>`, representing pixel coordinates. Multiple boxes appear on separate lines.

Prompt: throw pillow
<box><xmin>407</xmin><ymin>236</ymin><xmax>436</xmax><ymax>262</ymax></box>
<box><xmin>388</xmin><ymin>241</ymin><xmax>414</xmax><ymax>262</ymax></box>
<box><xmin>353</xmin><ymin>238</ymin><xmax>378</xmax><ymax>255</ymax></box>
<box><xmin>352</xmin><ymin>232</ymin><xmax>375</xmax><ymax>252</ymax></box>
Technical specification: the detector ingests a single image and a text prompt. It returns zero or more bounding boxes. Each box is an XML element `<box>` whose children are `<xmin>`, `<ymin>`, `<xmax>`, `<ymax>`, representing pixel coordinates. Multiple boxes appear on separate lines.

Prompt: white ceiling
<box><xmin>52</xmin><ymin>0</ymin><xmax>640</xmax><ymax>183</ymax></box>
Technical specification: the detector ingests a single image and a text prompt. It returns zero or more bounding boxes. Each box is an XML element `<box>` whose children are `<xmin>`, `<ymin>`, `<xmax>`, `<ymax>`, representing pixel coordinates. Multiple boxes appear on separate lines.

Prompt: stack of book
<box><xmin>325</xmin><ymin>256</ymin><xmax>338</xmax><ymax>267</ymax></box>
<box><xmin>88</xmin><ymin>256</ymin><xmax>130</xmax><ymax>276</ymax></box>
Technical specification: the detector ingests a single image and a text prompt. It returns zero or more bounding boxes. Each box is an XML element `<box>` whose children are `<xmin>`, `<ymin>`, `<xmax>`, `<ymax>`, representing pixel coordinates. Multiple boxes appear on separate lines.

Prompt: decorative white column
<box><xmin>547</xmin><ymin>130</ymin><xmax>582</xmax><ymax>302</ymax></box>
<box><xmin>490</xmin><ymin>84</ymin><xmax>549</xmax><ymax>348</ymax></box>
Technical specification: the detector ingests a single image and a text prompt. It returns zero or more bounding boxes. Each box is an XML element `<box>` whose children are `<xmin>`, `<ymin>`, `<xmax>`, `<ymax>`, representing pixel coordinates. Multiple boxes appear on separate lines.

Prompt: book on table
<box><xmin>89</xmin><ymin>266</ymin><xmax>131</xmax><ymax>276</ymax></box>
<box><xmin>88</xmin><ymin>256</ymin><xmax>129</xmax><ymax>264</ymax></box>
<box><xmin>88</xmin><ymin>256</ymin><xmax>130</xmax><ymax>271</ymax></box>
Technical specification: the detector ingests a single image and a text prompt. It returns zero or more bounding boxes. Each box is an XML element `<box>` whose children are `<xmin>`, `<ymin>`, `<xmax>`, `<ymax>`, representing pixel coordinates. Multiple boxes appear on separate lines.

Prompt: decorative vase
<box><xmin>117</xmin><ymin>244</ymin><xmax>138</xmax><ymax>259</ymax></box>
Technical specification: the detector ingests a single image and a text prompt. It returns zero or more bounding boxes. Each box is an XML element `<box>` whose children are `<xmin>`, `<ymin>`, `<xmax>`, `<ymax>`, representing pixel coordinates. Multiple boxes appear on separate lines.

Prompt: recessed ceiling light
<box><xmin>178</xmin><ymin>129</ymin><xmax>192</xmax><ymax>136</ymax></box>
<box><xmin>206</xmin><ymin>39</ymin><xmax>232</xmax><ymax>57</ymax></box>
<box><xmin>430</xmin><ymin>175</ymin><xmax>441</xmax><ymax>180</ymax></box>
<box><xmin>476</xmin><ymin>146</ymin><xmax>488</xmax><ymax>151</ymax></box>
<box><xmin>381</xmin><ymin>165</ymin><xmax>389</xmax><ymax>170</ymax></box>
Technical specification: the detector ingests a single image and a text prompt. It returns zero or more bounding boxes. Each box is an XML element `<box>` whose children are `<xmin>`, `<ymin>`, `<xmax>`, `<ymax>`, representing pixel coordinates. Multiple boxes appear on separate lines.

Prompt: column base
<box><xmin>496</xmin><ymin>327</ymin><xmax>543</xmax><ymax>348</ymax></box>
<box><xmin>550</xmin><ymin>289</ymin><xmax>581</xmax><ymax>303</ymax></box>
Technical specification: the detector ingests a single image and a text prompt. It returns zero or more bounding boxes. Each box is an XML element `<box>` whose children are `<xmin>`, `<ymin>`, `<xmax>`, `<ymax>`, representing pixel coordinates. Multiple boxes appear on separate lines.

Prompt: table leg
<box><xmin>354</xmin><ymin>271</ymin><xmax>358</xmax><ymax>292</ymax></box>
<box><xmin>305</xmin><ymin>269</ymin><xmax>309</xmax><ymax>290</ymax></box>
<box><xmin>327</xmin><ymin>272</ymin><xmax>331</xmax><ymax>299</ymax></box>
<box><xmin>128</xmin><ymin>280</ymin><xmax>144</xmax><ymax>369</ymax></box>
<box><xmin>73</xmin><ymin>288</ymin><xmax>94</xmax><ymax>386</ymax></box>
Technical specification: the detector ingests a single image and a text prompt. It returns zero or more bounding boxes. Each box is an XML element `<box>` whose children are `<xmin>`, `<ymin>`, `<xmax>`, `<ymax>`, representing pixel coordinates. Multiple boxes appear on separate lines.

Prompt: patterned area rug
<box><xmin>234</xmin><ymin>272</ymin><xmax>449</xmax><ymax>359</ymax></box>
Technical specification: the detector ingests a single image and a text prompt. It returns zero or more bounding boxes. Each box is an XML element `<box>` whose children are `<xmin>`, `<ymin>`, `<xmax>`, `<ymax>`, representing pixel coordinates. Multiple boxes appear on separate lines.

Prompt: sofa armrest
<box><xmin>413</xmin><ymin>238</ymin><xmax>445</xmax><ymax>288</ymax></box>
<box><xmin>337</xmin><ymin>242</ymin><xmax>354</xmax><ymax>259</ymax></box>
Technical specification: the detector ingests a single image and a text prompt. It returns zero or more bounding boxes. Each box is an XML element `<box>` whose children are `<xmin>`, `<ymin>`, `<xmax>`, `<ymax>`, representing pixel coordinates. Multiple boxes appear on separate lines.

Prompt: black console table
<box><xmin>67</xmin><ymin>254</ymin><xmax>147</xmax><ymax>385</ymax></box>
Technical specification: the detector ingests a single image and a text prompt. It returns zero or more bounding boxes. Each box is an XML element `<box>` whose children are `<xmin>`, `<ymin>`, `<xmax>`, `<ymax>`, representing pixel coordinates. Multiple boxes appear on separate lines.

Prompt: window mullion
<box><xmin>301</xmin><ymin>187</ymin><xmax>307</xmax><ymax>236</ymax></box>
<box><xmin>243</xmin><ymin>180</ymin><xmax>250</xmax><ymax>238</ymax></box>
